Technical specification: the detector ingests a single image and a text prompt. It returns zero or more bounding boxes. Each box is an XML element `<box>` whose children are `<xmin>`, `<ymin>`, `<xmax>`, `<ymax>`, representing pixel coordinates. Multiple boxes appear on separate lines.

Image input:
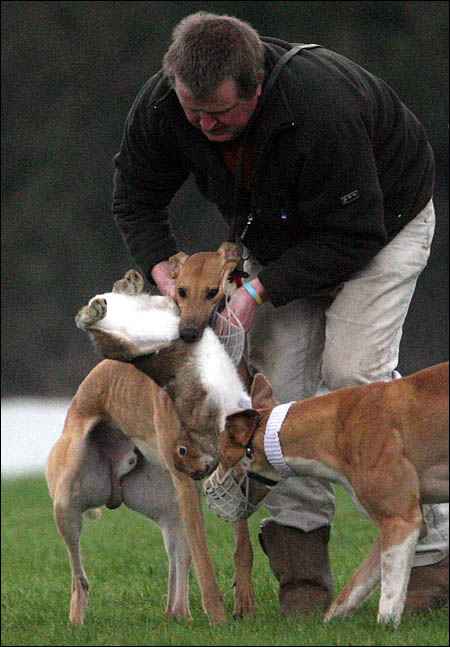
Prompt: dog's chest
<box><xmin>194</xmin><ymin>329</ymin><xmax>247</xmax><ymax>413</ymax></box>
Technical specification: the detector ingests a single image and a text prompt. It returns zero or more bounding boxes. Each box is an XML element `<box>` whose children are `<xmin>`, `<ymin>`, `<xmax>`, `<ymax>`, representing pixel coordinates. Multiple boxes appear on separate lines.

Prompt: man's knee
<box><xmin>321</xmin><ymin>345</ymin><xmax>396</xmax><ymax>391</ymax></box>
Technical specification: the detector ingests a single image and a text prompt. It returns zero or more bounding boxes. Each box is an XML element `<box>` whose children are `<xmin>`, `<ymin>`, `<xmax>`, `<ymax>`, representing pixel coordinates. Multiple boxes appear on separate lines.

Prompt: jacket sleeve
<box><xmin>112</xmin><ymin>85</ymin><xmax>189</xmax><ymax>277</ymax></box>
<box><xmin>258</xmin><ymin>116</ymin><xmax>388</xmax><ymax>307</ymax></box>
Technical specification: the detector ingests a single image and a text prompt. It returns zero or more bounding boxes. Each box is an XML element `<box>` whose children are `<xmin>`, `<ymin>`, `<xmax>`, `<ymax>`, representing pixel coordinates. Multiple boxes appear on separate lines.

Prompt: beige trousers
<box><xmin>245</xmin><ymin>200</ymin><xmax>448</xmax><ymax>566</ymax></box>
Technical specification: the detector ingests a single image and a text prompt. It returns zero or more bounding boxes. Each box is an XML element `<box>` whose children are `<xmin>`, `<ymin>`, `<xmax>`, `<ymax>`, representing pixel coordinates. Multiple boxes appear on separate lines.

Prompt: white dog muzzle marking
<box><xmin>203</xmin><ymin>463</ymin><xmax>258</xmax><ymax>522</ymax></box>
<box><xmin>264</xmin><ymin>402</ymin><xmax>296</xmax><ymax>478</ymax></box>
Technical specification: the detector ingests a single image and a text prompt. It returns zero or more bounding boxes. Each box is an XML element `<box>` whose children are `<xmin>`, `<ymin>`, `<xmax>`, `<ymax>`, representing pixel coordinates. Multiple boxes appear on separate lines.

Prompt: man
<box><xmin>113</xmin><ymin>12</ymin><xmax>448</xmax><ymax>615</ymax></box>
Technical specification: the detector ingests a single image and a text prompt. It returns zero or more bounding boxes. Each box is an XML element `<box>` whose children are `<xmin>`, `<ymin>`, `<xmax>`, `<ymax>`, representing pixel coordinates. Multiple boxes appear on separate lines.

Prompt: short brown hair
<box><xmin>162</xmin><ymin>12</ymin><xmax>265</xmax><ymax>100</ymax></box>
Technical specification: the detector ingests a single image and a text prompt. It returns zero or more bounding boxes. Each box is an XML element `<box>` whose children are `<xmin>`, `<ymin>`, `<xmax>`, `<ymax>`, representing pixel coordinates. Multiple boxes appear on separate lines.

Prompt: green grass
<box><xmin>2</xmin><ymin>476</ymin><xmax>448</xmax><ymax>646</ymax></box>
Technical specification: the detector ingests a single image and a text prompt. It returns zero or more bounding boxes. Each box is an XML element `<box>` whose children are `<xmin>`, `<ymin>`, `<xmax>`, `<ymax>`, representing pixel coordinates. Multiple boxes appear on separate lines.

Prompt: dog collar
<box><xmin>264</xmin><ymin>402</ymin><xmax>296</xmax><ymax>478</ymax></box>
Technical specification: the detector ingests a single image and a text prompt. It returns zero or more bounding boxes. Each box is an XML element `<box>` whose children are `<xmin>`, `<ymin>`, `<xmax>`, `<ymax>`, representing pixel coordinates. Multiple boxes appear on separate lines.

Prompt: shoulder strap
<box><xmin>262</xmin><ymin>43</ymin><xmax>321</xmax><ymax>98</ymax></box>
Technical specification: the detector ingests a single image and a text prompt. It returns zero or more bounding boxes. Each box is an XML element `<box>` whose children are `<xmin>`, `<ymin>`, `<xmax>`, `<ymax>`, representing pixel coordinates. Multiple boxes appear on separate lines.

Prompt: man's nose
<box><xmin>199</xmin><ymin>112</ymin><xmax>218</xmax><ymax>131</ymax></box>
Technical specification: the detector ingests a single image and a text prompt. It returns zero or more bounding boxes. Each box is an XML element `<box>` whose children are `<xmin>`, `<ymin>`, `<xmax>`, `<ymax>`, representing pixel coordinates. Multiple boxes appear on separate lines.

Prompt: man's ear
<box><xmin>226</xmin><ymin>409</ymin><xmax>260</xmax><ymax>446</ymax></box>
<box><xmin>168</xmin><ymin>251</ymin><xmax>189</xmax><ymax>279</ymax></box>
<box><xmin>251</xmin><ymin>373</ymin><xmax>278</xmax><ymax>409</ymax></box>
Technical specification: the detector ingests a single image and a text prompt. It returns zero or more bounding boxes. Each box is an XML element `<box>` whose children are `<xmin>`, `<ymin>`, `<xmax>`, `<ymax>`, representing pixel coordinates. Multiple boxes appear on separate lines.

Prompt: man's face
<box><xmin>175</xmin><ymin>77</ymin><xmax>262</xmax><ymax>142</ymax></box>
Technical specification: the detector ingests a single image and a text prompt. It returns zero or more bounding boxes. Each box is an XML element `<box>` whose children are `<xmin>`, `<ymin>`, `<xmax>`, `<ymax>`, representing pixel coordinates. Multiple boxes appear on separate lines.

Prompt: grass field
<box><xmin>2</xmin><ymin>475</ymin><xmax>448</xmax><ymax>646</ymax></box>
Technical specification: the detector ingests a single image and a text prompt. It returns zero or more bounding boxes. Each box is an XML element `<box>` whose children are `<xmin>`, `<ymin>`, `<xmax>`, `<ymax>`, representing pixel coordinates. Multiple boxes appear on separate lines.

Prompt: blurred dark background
<box><xmin>2</xmin><ymin>1</ymin><xmax>448</xmax><ymax>397</ymax></box>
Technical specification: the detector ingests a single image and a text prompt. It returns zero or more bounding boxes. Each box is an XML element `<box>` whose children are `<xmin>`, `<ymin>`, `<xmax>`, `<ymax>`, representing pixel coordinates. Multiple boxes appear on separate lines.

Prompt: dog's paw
<box><xmin>75</xmin><ymin>297</ymin><xmax>107</xmax><ymax>329</ymax></box>
<box><xmin>165</xmin><ymin>606</ymin><xmax>193</xmax><ymax>623</ymax></box>
<box><xmin>112</xmin><ymin>269</ymin><xmax>145</xmax><ymax>295</ymax></box>
<box><xmin>233</xmin><ymin>584</ymin><xmax>256</xmax><ymax>618</ymax></box>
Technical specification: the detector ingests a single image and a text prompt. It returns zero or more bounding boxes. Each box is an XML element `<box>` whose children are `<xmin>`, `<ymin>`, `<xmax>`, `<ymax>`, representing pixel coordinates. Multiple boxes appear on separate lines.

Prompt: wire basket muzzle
<box><xmin>203</xmin><ymin>464</ymin><xmax>258</xmax><ymax>522</ymax></box>
<box><xmin>211</xmin><ymin>304</ymin><xmax>246</xmax><ymax>367</ymax></box>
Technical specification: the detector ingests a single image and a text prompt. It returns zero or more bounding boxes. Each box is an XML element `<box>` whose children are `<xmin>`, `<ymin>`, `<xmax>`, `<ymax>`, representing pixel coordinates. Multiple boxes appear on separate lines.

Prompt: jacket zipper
<box><xmin>237</xmin><ymin>120</ymin><xmax>297</xmax><ymax>245</ymax></box>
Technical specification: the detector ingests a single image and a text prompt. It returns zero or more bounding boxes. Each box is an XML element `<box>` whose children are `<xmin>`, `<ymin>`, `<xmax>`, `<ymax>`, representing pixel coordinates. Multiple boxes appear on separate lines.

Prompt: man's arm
<box><xmin>112</xmin><ymin>78</ymin><xmax>189</xmax><ymax>280</ymax></box>
<box><xmin>257</xmin><ymin>116</ymin><xmax>388</xmax><ymax>307</ymax></box>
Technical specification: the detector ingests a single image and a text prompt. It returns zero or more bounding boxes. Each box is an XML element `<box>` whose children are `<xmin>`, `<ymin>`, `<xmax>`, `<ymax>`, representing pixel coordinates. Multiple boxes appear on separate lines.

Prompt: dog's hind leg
<box><xmin>378</xmin><ymin>519</ymin><xmax>421</xmax><ymax>626</ymax></box>
<box><xmin>160</xmin><ymin>521</ymin><xmax>192</xmax><ymax>620</ymax></box>
<box><xmin>324</xmin><ymin>537</ymin><xmax>381</xmax><ymax>622</ymax></box>
<box><xmin>53</xmin><ymin>491</ymin><xmax>89</xmax><ymax>625</ymax></box>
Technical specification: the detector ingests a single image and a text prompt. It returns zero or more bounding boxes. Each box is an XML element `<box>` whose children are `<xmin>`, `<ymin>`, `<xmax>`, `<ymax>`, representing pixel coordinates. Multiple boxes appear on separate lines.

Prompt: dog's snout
<box><xmin>193</xmin><ymin>460</ymin><xmax>218</xmax><ymax>480</ymax></box>
<box><xmin>180</xmin><ymin>327</ymin><xmax>200</xmax><ymax>343</ymax></box>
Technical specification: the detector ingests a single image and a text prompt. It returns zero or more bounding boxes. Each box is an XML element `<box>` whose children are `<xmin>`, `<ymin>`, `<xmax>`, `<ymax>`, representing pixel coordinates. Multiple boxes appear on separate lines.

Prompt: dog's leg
<box><xmin>324</xmin><ymin>538</ymin><xmax>381</xmax><ymax>622</ymax></box>
<box><xmin>378</xmin><ymin>519</ymin><xmax>421</xmax><ymax>626</ymax></box>
<box><xmin>171</xmin><ymin>472</ymin><xmax>227</xmax><ymax>624</ymax></box>
<box><xmin>75</xmin><ymin>297</ymin><xmax>107</xmax><ymax>330</ymax></box>
<box><xmin>112</xmin><ymin>269</ymin><xmax>145</xmax><ymax>295</ymax></box>
<box><xmin>160</xmin><ymin>521</ymin><xmax>192</xmax><ymax>620</ymax></box>
<box><xmin>232</xmin><ymin>519</ymin><xmax>256</xmax><ymax>617</ymax></box>
<box><xmin>53</xmin><ymin>493</ymin><xmax>89</xmax><ymax>624</ymax></box>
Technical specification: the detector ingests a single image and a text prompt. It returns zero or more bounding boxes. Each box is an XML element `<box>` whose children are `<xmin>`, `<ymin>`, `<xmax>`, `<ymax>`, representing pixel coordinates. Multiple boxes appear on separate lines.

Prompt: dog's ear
<box><xmin>226</xmin><ymin>409</ymin><xmax>259</xmax><ymax>446</ymax></box>
<box><xmin>217</xmin><ymin>242</ymin><xmax>241</xmax><ymax>266</ymax></box>
<box><xmin>251</xmin><ymin>373</ymin><xmax>278</xmax><ymax>409</ymax></box>
<box><xmin>168</xmin><ymin>252</ymin><xmax>189</xmax><ymax>279</ymax></box>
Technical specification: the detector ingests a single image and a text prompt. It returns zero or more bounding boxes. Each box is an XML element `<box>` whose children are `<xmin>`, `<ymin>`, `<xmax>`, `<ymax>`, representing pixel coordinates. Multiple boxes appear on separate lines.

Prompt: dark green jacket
<box><xmin>113</xmin><ymin>38</ymin><xmax>434</xmax><ymax>306</ymax></box>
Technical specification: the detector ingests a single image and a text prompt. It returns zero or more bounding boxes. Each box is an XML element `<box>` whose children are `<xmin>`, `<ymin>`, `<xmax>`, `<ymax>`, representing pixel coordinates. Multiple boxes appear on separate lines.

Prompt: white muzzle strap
<box><xmin>264</xmin><ymin>402</ymin><xmax>296</xmax><ymax>478</ymax></box>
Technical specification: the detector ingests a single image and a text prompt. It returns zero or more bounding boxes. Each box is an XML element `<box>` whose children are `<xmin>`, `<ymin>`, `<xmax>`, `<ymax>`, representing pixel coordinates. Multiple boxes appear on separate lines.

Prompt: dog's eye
<box><xmin>178</xmin><ymin>446</ymin><xmax>188</xmax><ymax>457</ymax></box>
<box><xmin>178</xmin><ymin>287</ymin><xmax>187</xmax><ymax>298</ymax></box>
<box><xmin>206</xmin><ymin>288</ymin><xmax>219</xmax><ymax>300</ymax></box>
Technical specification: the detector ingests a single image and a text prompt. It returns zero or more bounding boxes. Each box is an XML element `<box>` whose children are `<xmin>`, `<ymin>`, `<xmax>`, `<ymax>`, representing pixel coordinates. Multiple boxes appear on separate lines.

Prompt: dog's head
<box><xmin>219</xmin><ymin>373</ymin><xmax>279</xmax><ymax>471</ymax></box>
<box><xmin>168</xmin><ymin>242</ymin><xmax>241</xmax><ymax>343</ymax></box>
<box><xmin>153</xmin><ymin>386</ymin><xmax>220</xmax><ymax>480</ymax></box>
<box><xmin>162</xmin><ymin>373</ymin><xmax>279</xmax><ymax>484</ymax></box>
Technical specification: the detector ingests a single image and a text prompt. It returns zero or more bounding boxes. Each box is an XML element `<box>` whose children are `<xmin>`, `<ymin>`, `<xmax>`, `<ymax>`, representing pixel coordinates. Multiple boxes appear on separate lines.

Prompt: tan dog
<box><xmin>204</xmin><ymin>363</ymin><xmax>448</xmax><ymax>627</ymax></box>
<box><xmin>46</xmin><ymin>360</ymin><xmax>193</xmax><ymax>624</ymax></box>
<box><xmin>48</xmin><ymin>257</ymin><xmax>255</xmax><ymax>626</ymax></box>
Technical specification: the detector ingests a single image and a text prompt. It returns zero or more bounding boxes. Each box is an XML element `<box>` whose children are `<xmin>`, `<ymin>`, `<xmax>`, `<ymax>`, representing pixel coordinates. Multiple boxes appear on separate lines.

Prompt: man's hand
<box><xmin>151</xmin><ymin>260</ymin><xmax>176</xmax><ymax>299</ymax></box>
<box><xmin>222</xmin><ymin>279</ymin><xmax>268</xmax><ymax>333</ymax></box>
<box><xmin>225</xmin><ymin>287</ymin><xmax>258</xmax><ymax>332</ymax></box>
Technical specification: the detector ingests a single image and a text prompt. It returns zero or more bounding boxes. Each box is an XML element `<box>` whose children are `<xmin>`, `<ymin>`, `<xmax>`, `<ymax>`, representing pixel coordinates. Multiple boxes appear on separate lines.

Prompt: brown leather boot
<box><xmin>405</xmin><ymin>556</ymin><xmax>449</xmax><ymax>613</ymax></box>
<box><xmin>259</xmin><ymin>520</ymin><xmax>333</xmax><ymax>616</ymax></box>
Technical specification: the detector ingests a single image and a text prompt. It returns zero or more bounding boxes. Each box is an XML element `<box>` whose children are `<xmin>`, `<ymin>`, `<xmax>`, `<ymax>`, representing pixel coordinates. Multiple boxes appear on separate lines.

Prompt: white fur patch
<box><xmin>378</xmin><ymin>529</ymin><xmax>420</xmax><ymax>625</ymax></box>
<box><xmin>194</xmin><ymin>328</ymin><xmax>249</xmax><ymax>418</ymax></box>
<box><xmin>326</xmin><ymin>568</ymin><xmax>381</xmax><ymax>621</ymax></box>
<box><xmin>91</xmin><ymin>293</ymin><xmax>180</xmax><ymax>347</ymax></box>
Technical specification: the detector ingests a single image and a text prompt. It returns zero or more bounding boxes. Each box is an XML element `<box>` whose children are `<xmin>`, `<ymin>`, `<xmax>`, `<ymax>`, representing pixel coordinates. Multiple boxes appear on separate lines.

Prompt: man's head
<box><xmin>163</xmin><ymin>12</ymin><xmax>264</xmax><ymax>141</ymax></box>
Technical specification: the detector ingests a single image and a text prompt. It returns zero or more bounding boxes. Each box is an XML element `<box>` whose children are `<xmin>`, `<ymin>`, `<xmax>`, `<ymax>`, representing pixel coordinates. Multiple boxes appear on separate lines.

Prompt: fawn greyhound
<box><xmin>174</xmin><ymin>363</ymin><xmax>449</xmax><ymax>626</ymax></box>
<box><xmin>46</xmin><ymin>243</ymin><xmax>256</xmax><ymax>626</ymax></box>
